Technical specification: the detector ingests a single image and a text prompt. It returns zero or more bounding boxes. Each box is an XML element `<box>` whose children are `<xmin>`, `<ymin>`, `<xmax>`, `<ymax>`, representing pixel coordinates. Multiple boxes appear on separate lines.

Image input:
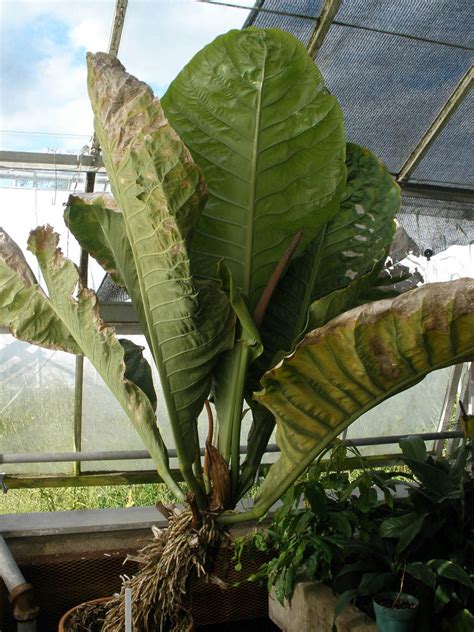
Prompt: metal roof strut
<box><xmin>398</xmin><ymin>65</ymin><xmax>473</xmax><ymax>183</ymax></box>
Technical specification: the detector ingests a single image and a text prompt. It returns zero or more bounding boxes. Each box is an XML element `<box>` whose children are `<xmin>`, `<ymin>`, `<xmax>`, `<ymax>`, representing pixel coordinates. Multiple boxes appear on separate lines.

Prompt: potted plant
<box><xmin>1</xmin><ymin>27</ymin><xmax>474</xmax><ymax>631</ymax></box>
<box><xmin>245</xmin><ymin>436</ymin><xmax>473</xmax><ymax>631</ymax></box>
<box><xmin>334</xmin><ymin>435</ymin><xmax>474</xmax><ymax>631</ymax></box>
<box><xmin>235</xmin><ymin>442</ymin><xmax>398</xmax><ymax>630</ymax></box>
<box><xmin>372</xmin><ymin>591</ymin><xmax>419</xmax><ymax>632</ymax></box>
<box><xmin>234</xmin><ymin>443</ymin><xmax>401</xmax><ymax>602</ymax></box>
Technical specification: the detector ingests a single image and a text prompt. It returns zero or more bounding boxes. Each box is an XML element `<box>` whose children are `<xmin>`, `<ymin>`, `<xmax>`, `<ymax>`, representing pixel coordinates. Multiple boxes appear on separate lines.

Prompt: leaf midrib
<box><xmin>97</xmin><ymin>121</ymin><xmax>184</xmax><ymax>433</ymax></box>
<box><xmin>244</xmin><ymin>43</ymin><xmax>266</xmax><ymax>300</ymax></box>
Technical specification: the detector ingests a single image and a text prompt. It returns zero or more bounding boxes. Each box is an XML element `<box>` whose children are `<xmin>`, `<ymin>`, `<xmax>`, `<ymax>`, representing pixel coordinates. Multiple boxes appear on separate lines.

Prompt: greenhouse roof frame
<box><xmin>1</xmin><ymin>0</ymin><xmax>472</xmax><ymax>192</ymax></box>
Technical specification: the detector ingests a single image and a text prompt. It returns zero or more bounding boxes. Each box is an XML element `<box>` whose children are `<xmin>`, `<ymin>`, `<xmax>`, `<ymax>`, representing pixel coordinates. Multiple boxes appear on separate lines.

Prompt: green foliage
<box><xmin>162</xmin><ymin>28</ymin><xmax>346</xmax><ymax>312</ymax></box>
<box><xmin>245</xmin><ymin>439</ymin><xmax>473</xmax><ymax>629</ymax></box>
<box><xmin>239</xmin><ymin>443</ymin><xmax>401</xmax><ymax>604</ymax></box>
<box><xmin>1</xmin><ymin>28</ymin><xmax>474</xmax><ymax>525</ymax></box>
<box><xmin>333</xmin><ymin>439</ymin><xmax>474</xmax><ymax>630</ymax></box>
<box><xmin>1</xmin><ymin>484</ymin><xmax>179</xmax><ymax>514</ymax></box>
<box><xmin>253</xmin><ymin>280</ymin><xmax>474</xmax><ymax>517</ymax></box>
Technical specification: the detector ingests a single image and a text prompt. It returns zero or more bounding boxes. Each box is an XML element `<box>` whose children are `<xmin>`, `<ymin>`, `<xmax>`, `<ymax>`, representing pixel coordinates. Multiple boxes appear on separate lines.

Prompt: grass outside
<box><xmin>0</xmin><ymin>483</ymin><xmax>179</xmax><ymax>514</ymax></box>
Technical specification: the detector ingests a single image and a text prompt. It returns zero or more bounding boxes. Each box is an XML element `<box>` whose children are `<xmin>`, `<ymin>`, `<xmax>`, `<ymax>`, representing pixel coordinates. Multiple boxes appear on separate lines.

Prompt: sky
<box><xmin>0</xmin><ymin>0</ymin><xmax>253</xmax><ymax>154</ymax></box>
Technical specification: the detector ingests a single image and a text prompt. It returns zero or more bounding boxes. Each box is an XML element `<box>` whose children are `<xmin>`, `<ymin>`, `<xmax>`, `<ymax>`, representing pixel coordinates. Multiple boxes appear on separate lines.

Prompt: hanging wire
<box><xmin>198</xmin><ymin>0</ymin><xmax>317</xmax><ymax>20</ymax></box>
<box><xmin>332</xmin><ymin>20</ymin><xmax>474</xmax><ymax>52</ymax></box>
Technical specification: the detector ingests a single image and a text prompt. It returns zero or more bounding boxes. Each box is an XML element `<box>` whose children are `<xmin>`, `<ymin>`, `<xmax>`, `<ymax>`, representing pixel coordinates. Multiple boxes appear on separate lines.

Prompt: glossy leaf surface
<box><xmin>240</xmin><ymin>145</ymin><xmax>399</xmax><ymax>497</ymax></box>
<box><xmin>162</xmin><ymin>28</ymin><xmax>346</xmax><ymax>312</ymax></box>
<box><xmin>256</xmin><ymin>143</ymin><xmax>399</xmax><ymax>372</ymax></box>
<box><xmin>251</xmin><ymin>279</ymin><xmax>474</xmax><ymax>516</ymax></box>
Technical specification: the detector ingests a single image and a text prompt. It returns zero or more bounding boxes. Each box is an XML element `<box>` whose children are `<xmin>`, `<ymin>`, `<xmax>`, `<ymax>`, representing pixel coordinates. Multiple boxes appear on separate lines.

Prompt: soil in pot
<box><xmin>59</xmin><ymin>598</ymin><xmax>110</xmax><ymax>632</ymax></box>
<box><xmin>372</xmin><ymin>592</ymin><xmax>419</xmax><ymax>632</ymax></box>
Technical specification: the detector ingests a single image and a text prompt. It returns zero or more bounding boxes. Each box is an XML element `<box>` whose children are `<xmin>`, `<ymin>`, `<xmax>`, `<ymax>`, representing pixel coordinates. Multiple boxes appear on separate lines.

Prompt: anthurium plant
<box><xmin>1</xmin><ymin>28</ymin><xmax>473</xmax><ymax>630</ymax></box>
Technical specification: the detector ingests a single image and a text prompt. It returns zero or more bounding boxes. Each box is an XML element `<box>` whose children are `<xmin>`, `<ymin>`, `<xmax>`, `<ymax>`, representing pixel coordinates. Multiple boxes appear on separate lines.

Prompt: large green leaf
<box><xmin>256</xmin><ymin>143</ymin><xmax>399</xmax><ymax>373</ymax></box>
<box><xmin>64</xmin><ymin>194</ymin><xmax>148</xmax><ymax>342</ymax></box>
<box><xmin>428</xmin><ymin>560</ymin><xmax>473</xmax><ymax>588</ymax></box>
<box><xmin>307</xmin><ymin>257</ymin><xmax>387</xmax><ymax>330</ymax></box>
<box><xmin>0</xmin><ymin>227</ymin><xmax>81</xmax><ymax>354</ymax></box>
<box><xmin>237</xmin><ymin>260</ymin><xmax>389</xmax><ymax>499</ymax></box>
<box><xmin>380</xmin><ymin>513</ymin><xmax>426</xmax><ymax>554</ymax></box>
<box><xmin>87</xmin><ymin>53</ymin><xmax>235</xmax><ymax>497</ymax></box>
<box><xmin>64</xmin><ymin>193</ymin><xmax>132</xmax><ymax>289</ymax></box>
<box><xmin>238</xmin><ymin>145</ymin><xmax>399</xmax><ymax>497</ymax></box>
<box><xmin>162</xmin><ymin>28</ymin><xmax>346</xmax><ymax>313</ymax></box>
<box><xmin>227</xmin><ymin>279</ymin><xmax>474</xmax><ymax>520</ymax></box>
<box><xmin>27</xmin><ymin>225</ymin><xmax>182</xmax><ymax>500</ymax></box>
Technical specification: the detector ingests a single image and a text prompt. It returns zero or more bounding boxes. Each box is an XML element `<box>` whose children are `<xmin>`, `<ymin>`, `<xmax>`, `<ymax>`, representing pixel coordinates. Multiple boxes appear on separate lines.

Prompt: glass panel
<box><xmin>118</xmin><ymin>0</ymin><xmax>246</xmax><ymax>98</ymax></box>
<box><xmin>0</xmin><ymin>335</ymin><xmax>76</xmax><ymax>475</ymax></box>
<box><xmin>81</xmin><ymin>335</ymin><xmax>181</xmax><ymax>471</ymax></box>
<box><xmin>81</xmin><ymin>334</ymin><xmax>258</xmax><ymax>472</ymax></box>
<box><xmin>0</xmin><ymin>179</ymin><xmax>107</xmax><ymax>292</ymax></box>
<box><xmin>346</xmin><ymin>367</ymin><xmax>454</xmax><ymax>456</ymax></box>
<box><xmin>1</xmin><ymin>0</ymin><xmax>247</xmax><ymax>153</ymax></box>
<box><xmin>1</xmin><ymin>0</ymin><xmax>115</xmax><ymax>153</ymax></box>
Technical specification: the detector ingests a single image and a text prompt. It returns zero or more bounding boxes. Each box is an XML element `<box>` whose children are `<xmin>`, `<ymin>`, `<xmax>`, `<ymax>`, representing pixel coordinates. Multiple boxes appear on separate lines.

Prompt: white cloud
<box><xmin>1</xmin><ymin>0</ymin><xmax>248</xmax><ymax>151</ymax></box>
<box><xmin>118</xmin><ymin>2</ymin><xmax>246</xmax><ymax>88</ymax></box>
<box><xmin>70</xmin><ymin>18</ymin><xmax>110</xmax><ymax>53</ymax></box>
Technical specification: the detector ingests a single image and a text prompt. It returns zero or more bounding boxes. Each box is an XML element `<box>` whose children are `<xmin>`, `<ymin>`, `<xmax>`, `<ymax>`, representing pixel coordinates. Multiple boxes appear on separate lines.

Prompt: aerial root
<box><xmin>101</xmin><ymin>507</ymin><xmax>224</xmax><ymax>632</ymax></box>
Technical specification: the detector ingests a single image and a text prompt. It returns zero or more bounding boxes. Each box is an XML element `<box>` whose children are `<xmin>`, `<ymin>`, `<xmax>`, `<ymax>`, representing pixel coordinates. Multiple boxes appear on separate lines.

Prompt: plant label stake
<box><xmin>125</xmin><ymin>587</ymin><xmax>132</xmax><ymax>632</ymax></box>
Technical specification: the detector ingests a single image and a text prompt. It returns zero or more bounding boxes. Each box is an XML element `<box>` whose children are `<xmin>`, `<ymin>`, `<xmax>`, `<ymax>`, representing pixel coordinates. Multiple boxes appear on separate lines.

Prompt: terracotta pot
<box><xmin>58</xmin><ymin>597</ymin><xmax>111</xmax><ymax>632</ymax></box>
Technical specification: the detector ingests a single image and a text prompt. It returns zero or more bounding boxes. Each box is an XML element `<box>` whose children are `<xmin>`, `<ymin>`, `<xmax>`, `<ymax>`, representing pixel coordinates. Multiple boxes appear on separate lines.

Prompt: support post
<box><xmin>398</xmin><ymin>66</ymin><xmax>473</xmax><ymax>182</ymax></box>
<box><xmin>307</xmin><ymin>0</ymin><xmax>341</xmax><ymax>58</ymax></box>
<box><xmin>73</xmin><ymin>172</ymin><xmax>95</xmax><ymax>476</ymax></box>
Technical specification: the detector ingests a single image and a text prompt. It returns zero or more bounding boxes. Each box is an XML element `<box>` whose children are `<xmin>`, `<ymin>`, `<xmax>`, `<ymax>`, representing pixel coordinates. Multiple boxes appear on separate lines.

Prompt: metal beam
<box><xmin>90</xmin><ymin>0</ymin><xmax>130</xmax><ymax>155</ymax></box>
<box><xmin>307</xmin><ymin>0</ymin><xmax>341</xmax><ymax>58</ymax></box>
<box><xmin>0</xmin><ymin>302</ymin><xmax>141</xmax><ymax>336</ymax></box>
<box><xmin>398</xmin><ymin>181</ymin><xmax>474</xmax><ymax>204</ymax></box>
<box><xmin>1</xmin><ymin>162</ymin><xmax>472</xmax><ymax>204</ymax></box>
<box><xmin>73</xmin><ymin>172</ymin><xmax>95</xmax><ymax>476</ymax></box>
<box><xmin>0</xmin><ymin>150</ymin><xmax>104</xmax><ymax>171</ymax></box>
<box><xmin>2</xmin><ymin>471</ymin><xmax>173</xmax><ymax>490</ymax></box>
<box><xmin>398</xmin><ymin>66</ymin><xmax>473</xmax><ymax>183</ymax></box>
<box><xmin>1</xmin><ymin>431</ymin><xmax>462</xmax><ymax>465</ymax></box>
<box><xmin>108</xmin><ymin>0</ymin><xmax>129</xmax><ymax>57</ymax></box>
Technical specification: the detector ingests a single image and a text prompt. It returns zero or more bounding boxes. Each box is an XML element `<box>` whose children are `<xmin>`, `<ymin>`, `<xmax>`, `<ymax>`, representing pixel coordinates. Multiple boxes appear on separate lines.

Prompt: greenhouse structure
<box><xmin>0</xmin><ymin>1</ymin><xmax>473</xmax><ymax>631</ymax></box>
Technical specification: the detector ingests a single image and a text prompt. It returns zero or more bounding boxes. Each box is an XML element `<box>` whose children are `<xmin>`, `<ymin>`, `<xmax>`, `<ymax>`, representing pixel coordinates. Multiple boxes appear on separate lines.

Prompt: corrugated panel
<box><xmin>317</xmin><ymin>26</ymin><xmax>471</xmax><ymax>174</ymax></box>
<box><xmin>244</xmin><ymin>0</ymin><xmax>473</xmax><ymax>188</ymax></box>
